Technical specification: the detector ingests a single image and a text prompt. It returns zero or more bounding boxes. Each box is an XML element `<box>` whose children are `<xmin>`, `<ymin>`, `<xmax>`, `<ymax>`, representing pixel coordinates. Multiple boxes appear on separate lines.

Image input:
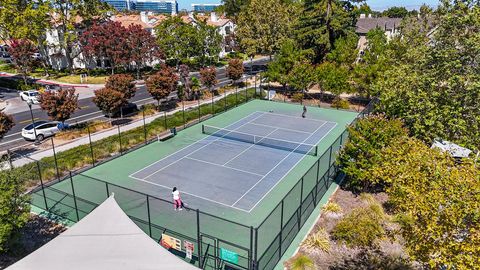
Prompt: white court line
<box><xmin>128</xmin><ymin>111</ymin><xmax>263</xmax><ymax>178</ymax></box>
<box><xmin>185</xmin><ymin>157</ymin><xmax>264</xmax><ymax>177</ymax></box>
<box><xmin>231</xmin><ymin>121</ymin><xmax>328</xmax><ymax>208</ymax></box>
<box><xmin>222</xmin><ymin>127</ymin><xmax>280</xmax><ymax>168</ymax></box>
<box><xmin>138</xmin><ymin>112</ymin><xmax>266</xmax><ymax>180</ymax></box>
<box><xmin>130</xmin><ymin>175</ymin><xmax>251</xmax><ymax>213</ymax></box>
<box><xmin>246</xmin><ymin>122</ymin><xmax>311</xmax><ymax>135</ymax></box>
<box><xmin>244</xmin><ymin>122</ymin><xmax>338</xmax><ymax>213</ymax></box>
<box><xmin>258</xmin><ymin>110</ymin><xmax>337</xmax><ymax>125</ymax></box>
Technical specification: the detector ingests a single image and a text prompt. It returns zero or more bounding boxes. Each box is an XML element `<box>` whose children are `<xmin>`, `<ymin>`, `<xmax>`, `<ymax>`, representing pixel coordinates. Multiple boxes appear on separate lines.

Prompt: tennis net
<box><xmin>202</xmin><ymin>125</ymin><xmax>318</xmax><ymax>156</ymax></box>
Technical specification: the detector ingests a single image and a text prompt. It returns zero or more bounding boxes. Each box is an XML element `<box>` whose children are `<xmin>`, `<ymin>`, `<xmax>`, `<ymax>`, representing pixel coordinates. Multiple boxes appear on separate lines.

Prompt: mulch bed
<box><xmin>0</xmin><ymin>214</ymin><xmax>65</xmax><ymax>269</ymax></box>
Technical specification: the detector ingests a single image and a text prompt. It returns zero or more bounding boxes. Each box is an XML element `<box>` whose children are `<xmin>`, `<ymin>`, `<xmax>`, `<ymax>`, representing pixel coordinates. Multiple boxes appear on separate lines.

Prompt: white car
<box><xmin>22</xmin><ymin>121</ymin><xmax>60</xmax><ymax>141</ymax></box>
<box><xmin>20</xmin><ymin>90</ymin><xmax>40</xmax><ymax>104</ymax></box>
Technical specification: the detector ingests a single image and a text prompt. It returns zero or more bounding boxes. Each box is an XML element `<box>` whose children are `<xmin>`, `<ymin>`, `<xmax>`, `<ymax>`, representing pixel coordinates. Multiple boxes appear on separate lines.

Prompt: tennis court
<box><xmin>130</xmin><ymin>111</ymin><xmax>336</xmax><ymax>212</ymax></box>
<box><xmin>30</xmin><ymin>99</ymin><xmax>358</xmax><ymax>270</ymax></box>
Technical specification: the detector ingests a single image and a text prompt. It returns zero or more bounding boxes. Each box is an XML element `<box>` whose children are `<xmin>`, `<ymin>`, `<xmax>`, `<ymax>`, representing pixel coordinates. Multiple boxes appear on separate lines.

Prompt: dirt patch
<box><xmin>285</xmin><ymin>188</ymin><xmax>419</xmax><ymax>270</ymax></box>
<box><xmin>0</xmin><ymin>214</ymin><xmax>65</xmax><ymax>269</ymax></box>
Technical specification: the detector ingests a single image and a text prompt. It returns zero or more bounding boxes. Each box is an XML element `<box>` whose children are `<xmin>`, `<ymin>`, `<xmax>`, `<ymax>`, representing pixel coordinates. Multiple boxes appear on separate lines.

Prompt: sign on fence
<box><xmin>220</xmin><ymin>248</ymin><xmax>238</xmax><ymax>264</ymax></box>
<box><xmin>184</xmin><ymin>241</ymin><xmax>194</xmax><ymax>259</ymax></box>
<box><xmin>161</xmin><ymin>233</ymin><xmax>181</xmax><ymax>251</ymax></box>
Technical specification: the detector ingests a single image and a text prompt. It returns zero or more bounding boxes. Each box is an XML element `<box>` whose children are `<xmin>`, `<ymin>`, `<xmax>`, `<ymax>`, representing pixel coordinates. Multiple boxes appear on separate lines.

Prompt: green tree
<box><xmin>295</xmin><ymin>0</ymin><xmax>356</xmax><ymax>63</ymax></box>
<box><xmin>236</xmin><ymin>0</ymin><xmax>293</xmax><ymax>57</ymax></box>
<box><xmin>0</xmin><ymin>112</ymin><xmax>15</xmax><ymax>140</ymax></box>
<box><xmin>382</xmin><ymin>6</ymin><xmax>409</xmax><ymax>18</ymax></box>
<box><xmin>39</xmin><ymin>88</ymin><xmax>80</xmax><ymax>124</ymax></box>
<box><xmin>0</xmin><ymin>169</ymin><xmax>30</xmax><ymax>251</ymax></box>
<box><xmin>220</xmin><ymin>0</ymin><xmax>250</xmax><ymax>22</ymax></box>
<box><xmin>265</xmin><ymin>39</ymin><xmax>310</xmax><ymax>93</ymax></box>
<box><xmin>326</xmin><ymin>33</ymin><xmax>359</xmax><ymax>67</ymax></box>
<box><xmin>197</xmin><ymin>19</ymin><xmax>223</xmax><ymax>66</ymax></box>
<box><xmin>316</xmin><ymin>62</ymin><xmax>351</xmax><ymax>97</ymax></box>
<box><xmin>373</xmin><ymin>1</ymin><xmax>480</xmax><ymax>149</ymax></box>
<box><xmin>155</xmin><ymin>16</ymin><xmax>202</xmax><ymax>67</ymax></box>
<box><xmin>288</xmin><ymin>61</ymin><xmax>315</xmax><ymax>96</ymax></box>
<box><xmin>370</xmin><ymin>138</ymin><xmax>480</xmax><ymax>269</ymax></box>
<box><xmin>338</xmin><ymin>115</ymin><xmax>408</xmax><ymax>192</ymax></box>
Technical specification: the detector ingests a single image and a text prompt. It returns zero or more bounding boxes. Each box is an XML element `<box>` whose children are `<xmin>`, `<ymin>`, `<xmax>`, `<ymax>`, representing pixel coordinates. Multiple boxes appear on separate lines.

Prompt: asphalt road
<box><xmin>0</xmin><ymin>58</ymin><xmax>269</xmax><ymax>152</ymax></box>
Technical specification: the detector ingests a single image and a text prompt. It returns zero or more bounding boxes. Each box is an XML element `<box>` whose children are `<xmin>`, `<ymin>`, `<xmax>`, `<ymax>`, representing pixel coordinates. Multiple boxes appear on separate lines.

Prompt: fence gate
<box><xmin>200</xmin><ymin>234</ymin><xmax>250</xmax><ymax>270</ymax></box>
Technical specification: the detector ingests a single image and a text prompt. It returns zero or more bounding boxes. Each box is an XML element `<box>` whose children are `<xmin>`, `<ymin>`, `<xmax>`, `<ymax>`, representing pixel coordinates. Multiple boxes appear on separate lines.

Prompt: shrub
<box><xmin>338</xmin><ymin>115</ymin><xmax>408</xmax><ymax>193</ymax></box>
<box><xmin>302</xmin><ymin>228</ymin><xmax>330</xmax><ymax>252</ymax></box>
<box><xmin>291</xmin><ymin>92</ymin><xmax>303</xmax><ymax>103</ymax></box>
<box><xmin>331</xmin><ymin>202</ymin><xmax>386</xmax><ymax>247</ymax></box>
<box><xmin>331</xmin><ymin>97</ymin><xmax>350</xmax><ymax>109</ymax></box>
<box><xmin>322</xmin><ymin>202</ymin><xmax>342</xmax><ymax>214</ymax></box>
<box><xmin>290</xmin><ymin>254</ymin><xmax>315</xmax><ymax>270</ymax></box>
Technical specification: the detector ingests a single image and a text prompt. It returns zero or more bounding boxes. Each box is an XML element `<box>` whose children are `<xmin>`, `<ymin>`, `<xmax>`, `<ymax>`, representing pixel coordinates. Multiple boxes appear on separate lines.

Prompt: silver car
<box><xmin>22</xmin><ymin>121</ymin><xmax>60</xmax><ymax>141</ymax></box>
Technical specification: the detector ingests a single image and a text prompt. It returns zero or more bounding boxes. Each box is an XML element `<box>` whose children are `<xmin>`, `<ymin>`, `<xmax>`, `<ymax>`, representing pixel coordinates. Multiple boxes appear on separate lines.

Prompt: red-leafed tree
<box><xmin>200</xmin><ymin>66</ymin><xmax>218</xmax><ymax>94</ymax></box>
<box><xmin>178</xmin><ymin>64</ymin><xmax>190</xmax><ymax>99</ymax></box>
<box><xmin>105</xmin><ymin>74</ymin><xmax>136</xmax><ymax>100</ymax></box>
<box><xmin>79</xmin><ymin>21</ymin><xmax>130</xmax><ymax>74</ymax></box>
<box><xmin>226</xmin><ymin>58</ymin><xmax>244</xmax><ymax>86</ymax></box>
<box><xmin>0</xmin><ymin>112</ymin><xmax>15</xmax><ymax>140</ymax></box>
<box><xmin>126</xmin><ymin>24</ymin><xmax>162</xmax><ymax>79</ymax></box>
<box><xmin>92</xmin><ymin>87</ymin><xmax>127</xmax><ymax>118</ymax></box>
<box><xmin>145</xmin><ymin>66</ymin><xmax>179</xmax><ymax>108</ymax></box>
<box><xmin>39</xmin><ymin>88</ymin><xmax>80</xmax><ymax>123</ymax></box>
<box><xmin>8</xmin><ymin>39</ymin><xmax>38</xmax><ymax>84</ymax></box>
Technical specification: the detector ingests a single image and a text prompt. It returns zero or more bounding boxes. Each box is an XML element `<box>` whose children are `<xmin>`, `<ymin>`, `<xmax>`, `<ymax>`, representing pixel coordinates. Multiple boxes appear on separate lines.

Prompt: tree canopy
<box><xmin>146</xmin><ymin>66</ymin><xmax>179</xmax><ymax>106</ymax></box>
<box><xmin>39</xmin><ymin>88</ymin><xmax>80</xmax><ymax>123</ymax></box>
<box><xmin>0</xmin><ymin>112</ymin><xmax>15</xmax><ymax>140</ymax></box>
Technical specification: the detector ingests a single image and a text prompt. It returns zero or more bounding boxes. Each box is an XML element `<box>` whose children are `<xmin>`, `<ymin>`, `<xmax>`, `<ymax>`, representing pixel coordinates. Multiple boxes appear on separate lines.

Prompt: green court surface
<box><xmin>31</xmin><ymin>99</ymin><xmax>357</xmax><ymax>269</ymax></box>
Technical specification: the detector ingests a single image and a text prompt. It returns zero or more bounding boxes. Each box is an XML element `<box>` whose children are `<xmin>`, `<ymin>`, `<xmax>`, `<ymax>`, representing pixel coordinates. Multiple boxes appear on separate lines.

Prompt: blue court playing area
<box><xmin>130</xmin><ymin>111</ymin><xmax>336</xmax><ymax>212</ymax></box>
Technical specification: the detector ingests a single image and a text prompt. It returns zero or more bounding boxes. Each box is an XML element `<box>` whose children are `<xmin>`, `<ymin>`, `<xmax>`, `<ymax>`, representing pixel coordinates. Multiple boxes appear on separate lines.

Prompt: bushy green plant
<box><xmin>331</xmin><ymin>202</ymin><xmax>386</xmax><ymax>247</ymax></box>
<box><xmin>290</xmin><ymin>254</ymin><xmax>315</xmax><ymax>270</ymax></box>
<box><xmin>291</xmin><ymin>92</ymin><xmax>303</xmax><ymax>103</ymax></box>
<box><xmin>302</xmin><ymin>228</ymin><xmax>330</xmax><ymax>252</ymax></box>
<box><xmin>331</xmin><ymin>97</ymin><xmax>350</xmax><ymax>109</ymax></box>
<box><xmin>338</xmin><ymin>114</ymin><xmax>408</xmax><ymax>193</ymax></box>
<box><xmin>322</xmin><ymin>202</ymin><xmax>342</xmax><ymax>214</ymax></box>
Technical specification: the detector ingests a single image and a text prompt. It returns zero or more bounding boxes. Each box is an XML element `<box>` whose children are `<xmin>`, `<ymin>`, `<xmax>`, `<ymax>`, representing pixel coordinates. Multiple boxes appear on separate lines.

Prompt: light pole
<box><xmin>27</xmin><ymin>100</ymin><xmax>38</xmax><ymax>144</ymax></box>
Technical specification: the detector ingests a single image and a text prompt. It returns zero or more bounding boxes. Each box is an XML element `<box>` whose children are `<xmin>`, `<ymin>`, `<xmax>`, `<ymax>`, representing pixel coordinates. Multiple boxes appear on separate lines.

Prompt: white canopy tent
<box><xmin>8</xmin><ymin>195</ymin><xmax>199</xmax><ymax>270</ymax></box>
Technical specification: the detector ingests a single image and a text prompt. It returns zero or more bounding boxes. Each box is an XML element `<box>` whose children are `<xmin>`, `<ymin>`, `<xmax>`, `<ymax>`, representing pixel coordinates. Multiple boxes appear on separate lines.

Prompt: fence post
<box><xmin>196</xmin><ymin>209</ymin><xmax>202</xmax><ymax>268</ymax></box>
<box><xmin>197</xmin><ymin>97</ymin><xmax>201</xmax><ymax>122</ymax></box>
<box><xmin>87</xmin><ymin>125</ymin><xmax>95</xmax><ymax>166</ymax></box>
<box><xmin>105</xmin><ymin>182</ymin><xmax>110</xmax><ymax>198</ymax></box>
<box><xmin>51</xmin><ymin>137</ymin><xmax>60</xmax><ymax>180</ymax></box>
<box><xmin>182</xmin><ymin>99</ymin><xmax>186</xmax><ymax>129</ymax></box>
<box><xmin>235</xmin><ymin>85</ymin><xmax>238</xmax><ymax>106</ymax></box>
<box><xmin>254</xmin><ymin>227</ymin><xmax>258</xmax><ymax>270</ymax></box>
<box><xmin>254</xmin><ymin>75</ymin><xmax>257</xmax><ymax>99</ymax></box>
<box><xmin>6</xmin><ymin>149</ymin><xmax>13</xmax><ymax>169</ymax></box>
<box><xmin>69</xmin><ymin>171</ymin><xmax>80</xmax><ymax>221</ymax></box>
<box><xmin>245</xmin><ymin>85</ymin><xmax>248</xmax><ymax>101</ymax></box>
<box><xmin>146</xmin><ymin>195</ymin><xmax>152</xmax><ymax>237</ymax></box>
<box><xmin>279</xmin><ymin>200</ymin><xmax>284</xmax><ymax>257</ymax></box>
<box><xmin>163</xmin><ymin>110</ymin><xmax>167</xmax><ymax>130</ymax></box>
<box><xmin>249</xmin><ymin>226</ymin><xmax>254</xmax><ymax>270</ymax></box>
<box><xmin>224</xmin><ymin>86</ymin><xmax>227</xmax><ymax>111</ymax></box>
<box><xmin>315</xmin><ymin>160</ymin><xmax>320</xmax><ymax>205</ymax></box>
<box><xmin>211</xmin><ymin>92</ymin><xmax>214</xmax><ymax>115</ymax></box>
<box><xmin>297</xmin><ymin>178</ymin><xmax>304</xmax><ymax>231</ymax></box>
<box><xmin>117</xmin><ymin>125</ymin><xmax>123</xmax><ymax>155</ymax></box>
<box><xmin>142</xmin><ymin>109</ymin><xmax>147</xmax><ymax>144</ymax></box>
<box><xmin>37</xmin><ymin>161</ymin><xmax>48</xmax><ymax>210</ymax></box>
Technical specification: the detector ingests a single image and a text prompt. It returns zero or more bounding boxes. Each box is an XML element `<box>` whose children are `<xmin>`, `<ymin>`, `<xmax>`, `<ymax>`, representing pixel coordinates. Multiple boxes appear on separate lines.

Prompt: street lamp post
<box><xmin>27</xmin><ymin>100</ymin><xmax>38</xmax><ymax>144</ymax></box>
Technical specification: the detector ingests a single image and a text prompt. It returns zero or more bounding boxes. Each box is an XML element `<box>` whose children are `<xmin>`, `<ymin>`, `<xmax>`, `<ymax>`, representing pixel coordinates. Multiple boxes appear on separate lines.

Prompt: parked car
<box><xmin>105</xmin><ymin>103</ymin><xmax>139</xmax><ymax>118</ymax></box>
<box><xmin>22</xmin><ymin>120</ymin><xmax>61</xmax><ymax>141</ymax></box>
<box><xmin>19</xmin><ymin>90</ymin><xmax>40</xmax><ymax>104</ymax></box>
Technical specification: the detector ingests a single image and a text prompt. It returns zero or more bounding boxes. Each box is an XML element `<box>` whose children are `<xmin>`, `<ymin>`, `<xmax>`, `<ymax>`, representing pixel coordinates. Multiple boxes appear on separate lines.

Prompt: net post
<box><xmin>196</xmin><ymin>209</ymin><xmax>202</xmax><ymax>268</ymax></box>
<box><xmin>69</xmin><ymin>171</ymin><xmax>80</xmax><ymax>222</ymax></box>
<box><xmin>37</xmin><ymin>161</ymin><xmax>49</xmax><ymax>210</ymax></box>
<box><xmin>201</xmin><ymin>124</ymin><xmax>205</xmax><ymax>134</ymax></box>
<box><xmin>146</xmin><ymin>195</ymin><xmax>152</xmax><ymax>237</ymax></box>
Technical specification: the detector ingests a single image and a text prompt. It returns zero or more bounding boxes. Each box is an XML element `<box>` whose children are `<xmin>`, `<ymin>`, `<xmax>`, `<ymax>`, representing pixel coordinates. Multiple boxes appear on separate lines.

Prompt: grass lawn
<box><xmin>51</xmin><ymin>74</ymin><xmax>109</xmax><ymax>84</ymax></box>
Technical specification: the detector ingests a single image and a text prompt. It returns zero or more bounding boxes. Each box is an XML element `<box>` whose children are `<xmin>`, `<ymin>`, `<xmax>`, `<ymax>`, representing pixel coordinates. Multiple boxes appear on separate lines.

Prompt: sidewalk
<box><xmin>9</xmin><ymin>85</ymin><xmax>257</xmax><ymax>168</ymax></box>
